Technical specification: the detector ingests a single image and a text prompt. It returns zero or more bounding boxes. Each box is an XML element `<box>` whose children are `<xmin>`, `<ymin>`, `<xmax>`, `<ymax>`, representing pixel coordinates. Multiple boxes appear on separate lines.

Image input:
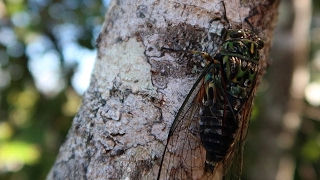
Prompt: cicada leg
<box><xmin>161</xmin><ymin>47</ymin><xmax>219</xmax><ymax>65</ymax></box>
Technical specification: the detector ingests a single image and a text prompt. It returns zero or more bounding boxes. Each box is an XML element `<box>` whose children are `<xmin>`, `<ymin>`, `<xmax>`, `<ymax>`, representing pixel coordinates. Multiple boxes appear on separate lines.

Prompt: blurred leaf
<box><xmin>301</xmin><ymin>137</ymin><xmax>320</xmax><ymax>162</ymax></box>
<box><xmin>0</xmin><ymin>122</ymin><xmax>14</xmax><ymax>140</ymax></box>
<box><xmin>0</xmin><ymin>141</ymin><xmax>41</xmax><ymax>172</ymax></box>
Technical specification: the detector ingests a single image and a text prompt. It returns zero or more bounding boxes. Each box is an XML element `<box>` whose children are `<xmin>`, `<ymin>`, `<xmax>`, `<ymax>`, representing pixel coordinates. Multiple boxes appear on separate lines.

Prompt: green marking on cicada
<box><xmin>219</xmin><ymin>28</ymin><xmax>264</xmax><ymax>99</ymax></box>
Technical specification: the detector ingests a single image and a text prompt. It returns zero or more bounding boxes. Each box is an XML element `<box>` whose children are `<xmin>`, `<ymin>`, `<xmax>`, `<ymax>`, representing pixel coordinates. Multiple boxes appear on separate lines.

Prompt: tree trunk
<box><xmin>47</xmin><ymin>0</ymin><xmax>280</xmax><ymax>179</ymax></box>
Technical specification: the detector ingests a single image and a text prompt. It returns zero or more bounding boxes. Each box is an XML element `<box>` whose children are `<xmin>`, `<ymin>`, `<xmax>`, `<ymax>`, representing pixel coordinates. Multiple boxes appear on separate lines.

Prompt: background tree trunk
<box><xmin>47</xmin><ymin>0</ymin><xmax>280</xmax><ymax>179</ymax></box>
<box><xmin>247</xmin><ymin>0</ymin><xmax>312</xmax><ymax>179</ymax></box>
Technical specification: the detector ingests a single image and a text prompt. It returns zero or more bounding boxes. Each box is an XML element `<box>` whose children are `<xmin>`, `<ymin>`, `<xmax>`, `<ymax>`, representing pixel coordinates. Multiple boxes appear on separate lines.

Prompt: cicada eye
<box><xmin>256</xmin><ymin>39</ymin><xmax>264</xmax><ymax>49</ymax></box>
<box><xmin>229</xmin><ymin>30</ymin><xmax>243</xmax><ymax>38</ymax></box>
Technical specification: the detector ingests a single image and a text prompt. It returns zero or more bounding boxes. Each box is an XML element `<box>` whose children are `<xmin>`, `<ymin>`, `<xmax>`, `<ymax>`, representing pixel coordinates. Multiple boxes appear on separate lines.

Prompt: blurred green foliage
<box><xmin>0</xmin><ymin>0</ymin><xmax>107</xmax><ymax>179</ymax></box>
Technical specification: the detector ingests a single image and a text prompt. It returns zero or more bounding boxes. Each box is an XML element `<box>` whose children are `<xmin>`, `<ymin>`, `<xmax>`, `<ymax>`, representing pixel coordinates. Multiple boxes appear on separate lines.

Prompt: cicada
<box><xmin>157</xmin><ymin>2</ymin><xmax>264</xmax><ymax>180</ymax></box>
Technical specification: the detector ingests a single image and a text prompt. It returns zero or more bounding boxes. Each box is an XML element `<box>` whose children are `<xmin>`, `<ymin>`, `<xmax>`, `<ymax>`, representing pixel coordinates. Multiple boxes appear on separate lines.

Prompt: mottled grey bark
<box><xmin>47</xmin><ymin>0</ymin><xmax>279</xmax><ymax>179</ymax></box>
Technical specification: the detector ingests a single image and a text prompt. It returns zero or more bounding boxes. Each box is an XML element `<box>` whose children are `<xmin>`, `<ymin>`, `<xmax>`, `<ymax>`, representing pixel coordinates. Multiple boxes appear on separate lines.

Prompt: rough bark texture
<box><xmin>47</xmin><ymin>0</ymin><xmax>280</xmax><ymax>179</ymax></box>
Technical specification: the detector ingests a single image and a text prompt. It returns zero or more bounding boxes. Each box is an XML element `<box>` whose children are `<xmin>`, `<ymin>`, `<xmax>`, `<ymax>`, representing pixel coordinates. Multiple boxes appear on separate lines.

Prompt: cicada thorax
<box><xmin>221</xmin><ymin>29</ymin><xmax>263</xmax><ymax>99</ymax></box>
<box><xmin>199</xmin><ymin>28</ymin><xmax>264</xmax><ymax>174</ymax></box>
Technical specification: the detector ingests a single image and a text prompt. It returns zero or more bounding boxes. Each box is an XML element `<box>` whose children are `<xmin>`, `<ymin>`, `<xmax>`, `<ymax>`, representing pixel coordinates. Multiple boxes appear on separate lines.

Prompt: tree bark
<box><xmin>47</xmin><ymin>0</ymin><xmax>280</xmax><ymax>179</ymax></box>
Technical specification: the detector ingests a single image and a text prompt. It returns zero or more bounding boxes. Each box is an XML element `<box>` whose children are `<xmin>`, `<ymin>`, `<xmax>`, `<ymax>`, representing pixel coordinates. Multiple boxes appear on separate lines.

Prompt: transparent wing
<box><xmin>158</xmin><ymin>64</ymin><xmax>217</xmax><ymax>180</ymax></box>
<box><xmin>222</xmin><ymin>81</ymin><xmax>257</xmax><ymax>180</ymax></box>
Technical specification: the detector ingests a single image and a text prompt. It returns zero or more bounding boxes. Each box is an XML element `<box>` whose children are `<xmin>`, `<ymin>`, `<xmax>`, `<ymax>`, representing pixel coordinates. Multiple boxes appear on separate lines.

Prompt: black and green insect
<box><xmin>157</xmin><ymin>2</ymin><xmax>264</xmax><ymax>180</ymax></box>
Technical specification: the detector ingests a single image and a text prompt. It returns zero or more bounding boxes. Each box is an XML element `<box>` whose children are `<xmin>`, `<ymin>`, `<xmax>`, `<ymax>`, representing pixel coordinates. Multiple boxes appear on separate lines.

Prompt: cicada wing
<box><xmin>222</xmin><ymin>138</ymin><xmax>244</xmax><ymax>180</ymax></box>
<box><xmin>157</xmin><ymin>62</ymin><xmax>218</xmax><ymax>180</ymax></box>
<box><xmin>158</xmin><ymin>87</ymin><xmax>207</xmax><ymax>179</ymax></box>
<box><xmin>158</xmin><ymin>65</ymin><xmax>219</xmax><ymax>180</ymax></box>
<box><xmin>222</xmin><ymin>87</ymin><xmax>256</xmax><ymax>180</ymax></box>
